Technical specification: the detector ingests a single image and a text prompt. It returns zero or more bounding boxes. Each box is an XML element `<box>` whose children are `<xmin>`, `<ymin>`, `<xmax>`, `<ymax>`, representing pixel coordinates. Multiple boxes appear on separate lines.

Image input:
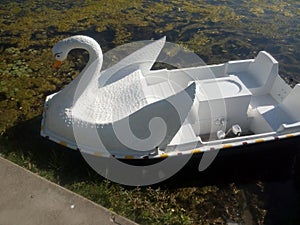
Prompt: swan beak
<box><xmin>53</xmin><ymin>60</ymin><xmax>62</xmax><ymax>69</ymax></box>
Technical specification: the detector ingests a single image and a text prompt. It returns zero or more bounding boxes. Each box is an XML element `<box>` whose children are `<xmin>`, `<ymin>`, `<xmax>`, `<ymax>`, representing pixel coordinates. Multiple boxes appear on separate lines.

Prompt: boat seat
<box><xmin>250</xmin><ymin>84</ymin><xmax>300</xmax><ymax>133</ymax></box>
<box><xmin>144</xmin><ymin>80</ymin><xmax>177</xmax><ymax>104</ymax></box>
<box><xmin>257</xmin><ymin>105</ymin><xmax>293</xmax><ymax>131</ymax></box>
<box><xmin>168</xmin><ymin>120</ymin><xmax>199</xmax><ymax>148</ymax></box>
<box><xmin>226</xmin><ymin>51</ymin><xmax>278</xmax><ymax>96</ymax></box>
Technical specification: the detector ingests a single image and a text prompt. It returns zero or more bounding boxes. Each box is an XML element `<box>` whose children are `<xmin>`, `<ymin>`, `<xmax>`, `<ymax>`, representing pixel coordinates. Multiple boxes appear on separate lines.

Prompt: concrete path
<box><xmin>0</xmin><ymin>157</ymin><xmax>138</xmax><ymax>225</ymax></box>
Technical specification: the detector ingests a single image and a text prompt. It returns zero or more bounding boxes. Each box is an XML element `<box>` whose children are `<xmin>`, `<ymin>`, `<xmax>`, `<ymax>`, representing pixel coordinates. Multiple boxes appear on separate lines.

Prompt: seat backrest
<box><xmin>280</xmin><ymin>84</ymin><xmax>300</xmax><ymax>121</ymax></box>
<box><xmin>248</xmin><ymin>51</ymin><xmax>278</xmax><ymax>88</ymax></box>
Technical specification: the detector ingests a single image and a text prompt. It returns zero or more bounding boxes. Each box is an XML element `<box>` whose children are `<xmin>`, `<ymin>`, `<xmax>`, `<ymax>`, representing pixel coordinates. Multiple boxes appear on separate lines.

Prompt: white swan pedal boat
<box><xmin>41</xmin><ymin>35</ymin><xmax>300</xmax><ymax>161</ymax></box>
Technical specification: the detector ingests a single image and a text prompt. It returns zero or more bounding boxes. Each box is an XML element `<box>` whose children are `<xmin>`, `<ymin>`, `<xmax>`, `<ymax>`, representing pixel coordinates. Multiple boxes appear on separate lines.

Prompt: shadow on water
<box><xmin>161</xmin><ymin>141</ymin><xmax>300</xmax><ymax>225</ymax></box>
<box><xmin>166</xmin><ymin>143</ymin><xmax>299</xmax><ymax>187</ymax></box>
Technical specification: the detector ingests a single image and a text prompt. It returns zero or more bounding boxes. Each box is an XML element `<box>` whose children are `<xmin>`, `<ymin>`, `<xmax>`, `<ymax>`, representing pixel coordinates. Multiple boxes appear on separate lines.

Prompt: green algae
<box><xmin>1</xmin><ymin>0</ymin><xmax>300</xmax><ymax>224</ymax></box>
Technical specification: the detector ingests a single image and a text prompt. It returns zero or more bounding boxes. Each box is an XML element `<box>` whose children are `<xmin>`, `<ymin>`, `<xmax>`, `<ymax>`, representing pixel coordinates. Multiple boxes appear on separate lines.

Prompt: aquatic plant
<box><xmin>1</xmin><ymin>0</ymin><xmax>300</xmax><ymax>224</ymax></box>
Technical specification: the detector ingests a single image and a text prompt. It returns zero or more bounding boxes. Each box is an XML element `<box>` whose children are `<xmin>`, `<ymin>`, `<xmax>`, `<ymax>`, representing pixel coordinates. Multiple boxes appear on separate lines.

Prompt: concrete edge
<box><xmin>0</xmin><ymin>156</ymin><xmax>139</xmax><ymax>225</ymax></box>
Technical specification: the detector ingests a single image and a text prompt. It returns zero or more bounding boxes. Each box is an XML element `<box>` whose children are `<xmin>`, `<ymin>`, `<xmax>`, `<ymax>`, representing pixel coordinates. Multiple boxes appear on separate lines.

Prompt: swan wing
<box><xmin>93</xmin><ymin>82</ymin><xmax>196</xmax><ymax>156</ymax></box>
<box><xmin>98</xmin><ymin>37</ymin><xmax>166</xmax><ymax>87</ymax></box>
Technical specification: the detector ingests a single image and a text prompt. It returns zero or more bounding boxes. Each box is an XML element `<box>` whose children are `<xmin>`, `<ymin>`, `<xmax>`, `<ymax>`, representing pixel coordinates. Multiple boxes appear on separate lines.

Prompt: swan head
<box><xmin>52</xmin><ymin>35</ymin><xmax>102</xmax><ymax>68</ymax></box>
<box><xmin>52</xmin><ymin>38</ymin><xmax>72</xmax><ymax>68</ymax></box>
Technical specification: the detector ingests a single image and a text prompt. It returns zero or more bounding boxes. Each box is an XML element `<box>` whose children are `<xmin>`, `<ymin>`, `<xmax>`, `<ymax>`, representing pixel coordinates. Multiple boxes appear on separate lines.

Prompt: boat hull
<box><xmin>63</xmin><ymin>134</ymin><xmax>299</xmax><ymax>174</ymax></box>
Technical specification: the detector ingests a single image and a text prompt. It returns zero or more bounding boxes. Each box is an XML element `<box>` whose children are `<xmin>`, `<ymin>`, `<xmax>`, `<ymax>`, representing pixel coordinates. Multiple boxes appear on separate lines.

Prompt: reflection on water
<box><xmin>0</xmin><ymin>0</ymin><xmax>300</xmax><ymax>224</ymax></box>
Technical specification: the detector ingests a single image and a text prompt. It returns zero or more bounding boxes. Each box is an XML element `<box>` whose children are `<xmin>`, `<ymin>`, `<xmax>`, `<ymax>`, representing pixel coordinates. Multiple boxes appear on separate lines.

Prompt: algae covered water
<box><xmin>0</xmin><ymin>0</ymin><xmax>300</xmax><ymax>224</ymax></box>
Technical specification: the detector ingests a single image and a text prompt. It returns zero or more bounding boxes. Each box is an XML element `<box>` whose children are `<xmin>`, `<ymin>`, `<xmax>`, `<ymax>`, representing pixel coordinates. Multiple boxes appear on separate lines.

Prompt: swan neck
<box><xmin>61</xmin><ymin>37</ymin><xmax>103</xmax><ymax>103</ymax></box>
<box><xmin>76</xmin><ymin>41</ymin><xmax>102</xmax><ymax>66</ymax></box>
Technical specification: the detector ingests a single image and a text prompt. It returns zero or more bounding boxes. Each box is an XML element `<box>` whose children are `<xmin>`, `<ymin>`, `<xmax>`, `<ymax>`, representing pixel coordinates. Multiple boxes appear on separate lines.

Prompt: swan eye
<box><xmin>54</xmin><ymin>52</ymin><xmax>63</xmax><ymax>59</ymax></box>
